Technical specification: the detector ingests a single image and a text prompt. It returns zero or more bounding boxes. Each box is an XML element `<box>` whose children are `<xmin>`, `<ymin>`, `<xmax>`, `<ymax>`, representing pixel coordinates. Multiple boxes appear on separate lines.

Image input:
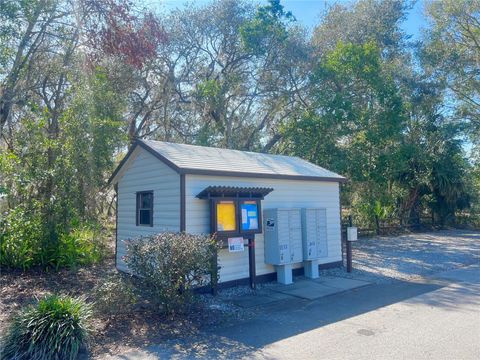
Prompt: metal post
<box><xmin>211</xmin><ymin>245</ymin><xmax>218</xmax><ymax>296</ymax></box>
<box><xmin>210</xmin><ymin>199</ymin><xmax>218</xmax><ymax>295</ymax></box>
<box><xmin>248</xmin><ymin>237</ymin><xmax>256</xmax><ymax>289</ymax></box>
<box><xmin>347</xmin><ymin>215</ymin><xmax>353</xmax><ymax>273</ymax></box>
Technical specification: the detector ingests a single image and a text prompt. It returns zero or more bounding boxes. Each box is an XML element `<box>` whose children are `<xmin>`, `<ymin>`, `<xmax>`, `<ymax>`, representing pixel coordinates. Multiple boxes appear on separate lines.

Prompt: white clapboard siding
<box><xmin>185</xmin><ymin>175</ymin><xmax>341</xmax><ymax>283</ymax></box>
<box><xmin>116</xmin><ymin>147</ymin><xmax>180</xmax><ymax>271</ymax></box>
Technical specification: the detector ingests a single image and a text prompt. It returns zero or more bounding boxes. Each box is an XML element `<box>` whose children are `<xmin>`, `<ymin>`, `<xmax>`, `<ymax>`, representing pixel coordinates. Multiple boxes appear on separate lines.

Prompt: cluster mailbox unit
<box><xmin>109</xmin><ymin>139</ymin><xmax>346</xmax><ymax>289</ymax></box>
<box><xmin>264</xmin><ymin>208</ymin><xmax>329</xmax><ymax>284</ymax></box>
<box><xmin>302</xmin><ymin>208</ymin><xmax>328</xmax><ymax>279</ymax></box>
<box><xmin>263</xmin><ymin>208</ymin><xmax>303</xmax><ymax>284</ymax></box>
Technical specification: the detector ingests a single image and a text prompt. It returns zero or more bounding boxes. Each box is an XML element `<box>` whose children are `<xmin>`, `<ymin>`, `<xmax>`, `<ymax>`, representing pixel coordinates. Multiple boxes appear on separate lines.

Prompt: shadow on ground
<box><xmin>130</xmin><ymin>279</ymin><xmax>453</xmax><ymax>359</ymax></box>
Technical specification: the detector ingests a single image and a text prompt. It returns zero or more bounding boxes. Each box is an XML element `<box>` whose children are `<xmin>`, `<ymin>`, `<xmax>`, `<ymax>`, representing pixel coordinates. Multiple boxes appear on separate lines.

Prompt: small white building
<box><xmin>109</xmin><ymin>140</ymin><xmax>346</xmax><ymax>287</ymax></box>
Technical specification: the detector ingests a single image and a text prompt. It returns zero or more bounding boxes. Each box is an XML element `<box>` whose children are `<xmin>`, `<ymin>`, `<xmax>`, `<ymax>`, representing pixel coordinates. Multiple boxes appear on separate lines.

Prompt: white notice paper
<box><xmin>241</xmin><ymin>209</ymin><xmax>248</xmax><ymax>224</ymax></box>
<box><xmin>228</xmin><ymin>237</ymin><xmax>244</xmax><ymax>252</ymax></box>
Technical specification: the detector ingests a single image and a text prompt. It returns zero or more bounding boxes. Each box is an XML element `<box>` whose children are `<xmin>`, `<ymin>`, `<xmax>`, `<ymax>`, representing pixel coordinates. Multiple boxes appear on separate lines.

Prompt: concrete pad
<box><xmin>316</xmin><ymin>276</ymin><xmax>371</xmax><ymax>291</ymax></box>
<box><xmin>230</xmin><ymin>276</ymin><xmax>373</xmax><ymax>306</ymax></box>
<box><xmin>270</xmin><ymin>281</ymin><xmax>341</xmax><ymax>300</ymax></box>
<box><xmin>230</xmin><ymin>291</ymin><xmax>294</xmax><ymax>308</ymax></box>
<box><xmin>267</xmin><ymin>276</ymin><xmax>372</xmax><ymax>300</ymax></box>
<box><xmin>265</xmin><ymin>291</ymin><xmax>297</xmax><ymax>301</ymax></box>
<box><xmin>270</xmin><ymin>279</ymin><xmax>313</xmax><ymax>292</ymax></box>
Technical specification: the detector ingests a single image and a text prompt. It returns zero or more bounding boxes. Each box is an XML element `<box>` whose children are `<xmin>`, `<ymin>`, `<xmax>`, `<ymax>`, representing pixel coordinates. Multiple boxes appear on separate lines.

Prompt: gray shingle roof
<box><xmin>139</xmin><ymin>140</ymin><xmax>346</xmax><ymax>182</ymax></box>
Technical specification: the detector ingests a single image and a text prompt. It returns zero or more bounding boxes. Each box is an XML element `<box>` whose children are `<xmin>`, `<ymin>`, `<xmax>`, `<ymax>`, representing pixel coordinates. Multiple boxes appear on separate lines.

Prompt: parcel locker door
<box><xmin>316</xmin><ymin>209</ymin><xmax>328</xmax><ymax>257</ymax></box>
<box><xmin>291</xmin><ymin>231</ymin><xmax>303</xmax><ymax>263</ymax></box>
<box><xmin>289</xmin><ymin>210</ymin><xmax>303</xmax><ymax>263</ymax></box>
<box><xmin>277</xmin><ymin>210</ymin><xmax>290</xmax><ymax>264</ymax></box>
<box><xmin>305</xmin><ymin>209</ymin><xmax>318</xmax><ymax>260</ymax></box>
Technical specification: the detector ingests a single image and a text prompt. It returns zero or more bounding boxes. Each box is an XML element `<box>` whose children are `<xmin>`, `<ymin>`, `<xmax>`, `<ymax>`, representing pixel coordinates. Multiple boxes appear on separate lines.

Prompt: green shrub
<box><xmin>0</xmin><ymin>206</ymin><xmax>107</xmax><ymax>270</ymax></box>
<box><xmin>56</xmin><ymin>225</ymin><xmax>107</xmax><ymax>269</ymax></box>
<box><xmin>0</xmin><ymin>206</ymin><xmax>45</xmax><ymax>270</ymax></box>
<box><xmin>1</xmin><ymin>295</ymin><xmax>92</xmax><ymax>360</ymax></box>
<box><xmin>124</xmin><ymin>232</ymin><xmax>220</xmax><ymax>314</ymax></box>
<box><xmin>93</xmin><ymin>273</ymin><xmax>138</xmax><ymax>315</ymax></box>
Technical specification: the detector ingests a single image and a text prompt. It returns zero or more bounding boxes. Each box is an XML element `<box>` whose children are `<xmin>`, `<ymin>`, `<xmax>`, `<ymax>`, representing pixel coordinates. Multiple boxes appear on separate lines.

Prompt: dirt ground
<box><xmin>0</xmin><ymin>250</ymin><xmax>232</xmax><ymax>358</ymax></box>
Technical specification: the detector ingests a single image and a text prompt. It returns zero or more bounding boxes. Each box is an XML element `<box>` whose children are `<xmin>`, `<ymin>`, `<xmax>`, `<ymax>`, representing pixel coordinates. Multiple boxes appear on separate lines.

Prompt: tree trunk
<box><xmin>128</xmin><ymin>119</ymin><xmax>137</xmax><ymax>145</ymax></box>
<box><xmin>0</xmin><ymin>88</ymin><xmax>14</xmax><ymax>136</ymax></box>
<box><xmin>0</xmin><ymin>1</ymin><xmax>45</xmax><ymax>136</ymax></box>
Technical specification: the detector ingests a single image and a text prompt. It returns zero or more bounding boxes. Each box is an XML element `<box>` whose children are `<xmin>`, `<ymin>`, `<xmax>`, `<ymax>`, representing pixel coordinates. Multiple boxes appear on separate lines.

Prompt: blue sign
<box><xmin>241</xmin><ymin>202</ymin><xmax>259</xmax><ymax>230</ymax></box>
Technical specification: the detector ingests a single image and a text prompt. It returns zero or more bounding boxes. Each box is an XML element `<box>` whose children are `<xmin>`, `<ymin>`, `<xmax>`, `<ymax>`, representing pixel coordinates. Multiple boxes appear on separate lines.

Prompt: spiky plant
<box><xmin>1</xmin><ymin>294</ymin><xmax>92</xmax><ymax>360</ymax></box>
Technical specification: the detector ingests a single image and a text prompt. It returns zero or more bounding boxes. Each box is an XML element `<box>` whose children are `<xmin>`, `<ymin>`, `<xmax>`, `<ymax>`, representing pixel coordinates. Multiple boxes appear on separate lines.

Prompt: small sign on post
<box><xmin>228</xmin><ymin>237</ymin><xmax>245</xmax><ymax>252</ymax></box>
<box><xmin>347</xmin><ymin>227</ymin><xmax>358</xmax><ymax>242</ymax></box>
<box><xmin>346</xmin><ymin>216</ymin><xmax>354</xmax><ymax>273</ymax></box>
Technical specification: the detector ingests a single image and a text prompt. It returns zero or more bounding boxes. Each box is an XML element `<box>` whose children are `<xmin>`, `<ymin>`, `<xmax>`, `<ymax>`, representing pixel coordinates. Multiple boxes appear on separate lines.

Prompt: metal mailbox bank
<box><xmin>264</xmin><ymin>208</ymin><xmax>303</xmax><ymax>284</ymax></box>
<box><xmin>109</xmin><ymin>139</ymin><xmax>346</xmax><ymax>288</ymax></box>
<box><xmin>301</xmin><ymin>208</ymin><xmax>329</xmax><ymax>279</ymax></box>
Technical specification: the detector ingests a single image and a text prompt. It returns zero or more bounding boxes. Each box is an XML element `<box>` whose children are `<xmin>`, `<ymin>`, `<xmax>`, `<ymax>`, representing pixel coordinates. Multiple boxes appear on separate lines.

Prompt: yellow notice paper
<box><xmin>216</xmin><ymin>202</ymin><xmax>236</xmax><ymax>231</ymax></box>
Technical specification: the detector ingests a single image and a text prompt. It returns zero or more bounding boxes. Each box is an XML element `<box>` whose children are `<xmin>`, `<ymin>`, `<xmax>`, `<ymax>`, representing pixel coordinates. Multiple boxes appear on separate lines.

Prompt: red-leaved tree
<box><xmin>85</xmin><ymin>0</ymin><xmax>167</xmax><ymax>68</ymax></box>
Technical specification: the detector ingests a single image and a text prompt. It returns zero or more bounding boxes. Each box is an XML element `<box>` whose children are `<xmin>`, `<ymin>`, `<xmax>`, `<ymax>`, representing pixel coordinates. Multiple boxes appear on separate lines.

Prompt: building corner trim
<box><xmin>114</xmin><ymin>183</ymin><xmax>118</xmax><ymax>270</ymax></box>
<box><xmin>180</xmin><ymin>174</ymin><xmax>186</xmax><ymax>232</ymax></box>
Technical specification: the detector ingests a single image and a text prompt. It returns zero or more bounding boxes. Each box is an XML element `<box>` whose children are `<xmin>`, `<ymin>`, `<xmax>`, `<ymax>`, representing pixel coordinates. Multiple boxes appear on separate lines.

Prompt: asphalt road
<box><xmin>106</xmin><ymin>265</ymin><xmax>480</xmax><ymax>360</ymax></box>
<box><xmin>251</xmin><ymin>265</ymin><xmax>480</xmax><ymax>360</ymax></box>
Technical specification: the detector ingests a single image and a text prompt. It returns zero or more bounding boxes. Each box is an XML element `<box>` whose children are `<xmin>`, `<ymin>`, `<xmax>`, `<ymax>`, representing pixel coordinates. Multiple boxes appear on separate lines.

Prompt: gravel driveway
<box><xmin>320</xmin><ymin>229</ymin><xmax>480</xmax><ymax>283</ymax></box>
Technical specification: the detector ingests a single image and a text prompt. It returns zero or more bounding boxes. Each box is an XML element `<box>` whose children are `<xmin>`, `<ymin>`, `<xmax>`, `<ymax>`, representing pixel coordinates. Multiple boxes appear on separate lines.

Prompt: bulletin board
<box><xmin>216</xmin><ymin>201</ymin><xmax>236</xmax><ymax>231</ymax></box>
<box><xmin>207</xmin><ymin>196</ymin><xmax>265</xmax><ymax>240</ymax></box>
<box><xmin>241</xmin><ymin>201</ymin><xmax>259</xmax><ymax>231</ymax></box>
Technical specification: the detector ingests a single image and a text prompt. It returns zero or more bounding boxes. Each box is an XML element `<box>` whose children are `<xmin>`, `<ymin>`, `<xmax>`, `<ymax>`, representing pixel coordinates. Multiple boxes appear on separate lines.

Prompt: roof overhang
<box><xmin>196</xmin><ymin>186</ymin><xmax>274</xmax><ymax>199</ymax></box>
<box><xmin>108</xmin><ymin>140</ymin><xmax>182</xmax><ymax>185</ymax></box>
<box><xmin>108</xmin><ymin>140</ymin><xmax>348</xmax><ymax>186</ymax></box>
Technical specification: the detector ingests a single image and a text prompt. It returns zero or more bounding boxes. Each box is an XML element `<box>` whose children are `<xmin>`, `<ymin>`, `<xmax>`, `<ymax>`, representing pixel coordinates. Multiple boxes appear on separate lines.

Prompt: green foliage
<box><xmin>459</xmin><ymin>151</ymin><xmax>480</xmax><ymax>227</ymax></box>
<box><xmin>93</xmin><ymin>273</ymin><xmax>138</xmax><ymax>315</ymax></box>
<box><xmin>0</xmin><ymin>205</ymin><xmax>45</xmax><ymax>270</ymax></box>
<box><xmin>240</xmin><ymin>0</ymin><xmax>295</xmax><ymax>55</ymax></box>
<box><xmin>195</xmin><ymin>79</ymin><xmax>222</xmax><ymax>108</ymax></box>
<box><xmin>312</xmin><ymin>0</ymin><xmax>410</xmax><ymax>61</ymax></box>
<box><xmin>422</xmin><ymin>0</ymin><xmax>480</xmax><ymax>145</ymax></box>
<box><xmin>428</xmin><ymin>134</ymin><xmax>472</xmax><ymax>225</ymax></box>
<box><xmin>288</xmin><ymin>41</ymin><xmax>404</xmax><ymax>177</ymax></box>
<box><xmin>1</xmin><ymin>294</ymin><xmax>92</xmax><ymax>360</ymax></box>
<box><xmin>0</xmin><ymin>65</ymin><xmax>123</xmax><ymax>270</ymax></box>
<box><xmin>281</xmin><ymin>29</ymin><xmax>474</xmax><ymax>229</ymax></box>
<box><xmin>350</xmin><ymin>187</ymin><xmax>396</xmax><ymax>228</ymax></box>
<box><xmin>282</xmin><ymin>41</ymin><xmax>406</xmax><ymax>228</ymax></box>
<box><xmin>0</xmin><ymin>205</ymin><xmax>107</xmax><ymax>270</ymax></box>
<box><xmin>124</xmin><ymin>232</ymin><xmax>220</xmax><ymax>315</ymax></box>
<box><xmin>56</xmin><ymin>225</ymin><xmax>107</xmax><ymax>269</ymax></box>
